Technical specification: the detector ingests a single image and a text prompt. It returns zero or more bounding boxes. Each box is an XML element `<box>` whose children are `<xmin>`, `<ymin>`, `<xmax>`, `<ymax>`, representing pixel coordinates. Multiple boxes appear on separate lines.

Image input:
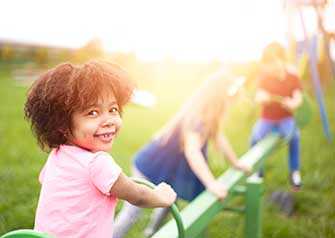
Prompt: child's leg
<box><xmin>277</xmin><ymin>117</ymin><xmax>296</xmax><ymax>141</ymax></box>
<box><xmin>113</xmin><ymin>202</ymin><xmax>143</xmax><ymax>238</ymax></box>
<box><xmin>277</xmin><ymin>118</ymin><xmax>300</xmax><ymax>171</ymax></box>
<box><xmin>288</xmin><ymin>129</ymin><xmax>300</xmax><ymax>172</ymax></box>
<box><xmin>278</xmin><ymin>118</ymin><xmax>301</xmax><ymax>189</ymax></box>
<box><xmin>250</xmin><ymin>119</ymin><xmax>274</xmax><ymax>146</ymax></box>
<box><xmin>250</xmin><ymin>119</ymin><xmax>274</xmax><ymax>177</ymax></box>
<box><xmin>288</xmin><ymin>129</ymin><xmax>302</xmax><ymax>190</ymax></box>
<box><xmin>144</xmin><ymin>207</ymin><xmax>170</xmax><ymax>237</ymax></box>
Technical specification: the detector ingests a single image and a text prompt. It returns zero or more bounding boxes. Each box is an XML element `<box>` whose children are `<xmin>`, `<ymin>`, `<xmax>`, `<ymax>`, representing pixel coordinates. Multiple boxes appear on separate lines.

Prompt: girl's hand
<box><xmin>154</xmin><ymin>182</ymin><xmax>177</xmax><ymax>207</ymax></box>
<box><xmin>281</xmin><ymin>97</ymin><xmax>295</xmax><ymax>112</ymax></box>
<box><xmin>255</xmin><ymin>90</ymin><xmax>271</xmax><ymax>104</ymax></box>
<box><xmin>234</xmin><ymin>161</ymin><xmax>252</xmax><ymax>175</ymax></box>
<box><xmin>282</xmin><ymin>89</ymin><xmax>303</xmax><ymax>112</ymax></box>
<box><xmin>207</xmin><ymin>181</ymin><xmax>228</xmax><ymax>201</ymax></box>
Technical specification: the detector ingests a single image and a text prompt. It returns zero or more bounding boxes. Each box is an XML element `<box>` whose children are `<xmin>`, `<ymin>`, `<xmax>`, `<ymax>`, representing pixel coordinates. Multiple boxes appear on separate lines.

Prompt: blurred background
<box><xmin>0</xmin><ymin>0</ymin><xmax>334</xmax><ymax>237</ymax></box>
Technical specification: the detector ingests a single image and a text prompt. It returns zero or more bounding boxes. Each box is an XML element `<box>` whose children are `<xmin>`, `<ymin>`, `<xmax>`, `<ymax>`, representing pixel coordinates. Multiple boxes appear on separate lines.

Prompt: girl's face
<box><xmin>263</xmin><ymin>58</ymin><xmax>285</xmax><ymax>80</ymax></box>
<box><xmin>69</xmin><ymin>93</ymin><xmax>122</xmax><ymax>153</ymax></box>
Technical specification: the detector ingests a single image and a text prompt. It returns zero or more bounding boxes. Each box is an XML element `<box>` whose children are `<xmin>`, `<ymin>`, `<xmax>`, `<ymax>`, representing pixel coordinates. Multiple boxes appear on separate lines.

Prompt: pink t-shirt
<box><xmin>34</xmin><ymin>145</ymin><xmax>122</xmax><ymax>238</ymax></box>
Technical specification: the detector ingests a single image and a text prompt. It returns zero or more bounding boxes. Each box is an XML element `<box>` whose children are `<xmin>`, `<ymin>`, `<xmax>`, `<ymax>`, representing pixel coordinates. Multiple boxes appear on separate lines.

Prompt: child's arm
<box><xmin>213</xmin><ymin>134</ymin><xmax>251</xmax><ymax>174</ymax></box>
<box><xmin>183</xmin><ymin>132</ymin><xmax>227</xmax><ymax>201</ymax></box>
<box><xmin>281</xmin><ymin>89</ymin><xmax>303</xmax><ymax>112</ymax></box>
<box><xmin>110</xmin><ymin>173</ymin><xmax>176</xmax><ymax>208</ymax></box>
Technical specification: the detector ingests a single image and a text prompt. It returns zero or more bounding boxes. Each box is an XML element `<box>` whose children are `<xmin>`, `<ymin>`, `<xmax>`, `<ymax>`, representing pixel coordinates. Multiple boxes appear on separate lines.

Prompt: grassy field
<box><xmin>0</xmin><ymin>64</ymin><xmax>334</xmax><ymax>237</ymax></box>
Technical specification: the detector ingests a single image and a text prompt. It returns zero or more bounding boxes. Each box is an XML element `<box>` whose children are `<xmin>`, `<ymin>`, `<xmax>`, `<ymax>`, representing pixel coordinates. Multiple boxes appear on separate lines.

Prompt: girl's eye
<box><xmin>110</xmin><ymin>107</ymin><xmax>119</xmax><ymax>113</ymax></box>
<box><xmin>88</xmin><ymin>110</ymin><xmax>98</xmax><ymax>116</ymax></box>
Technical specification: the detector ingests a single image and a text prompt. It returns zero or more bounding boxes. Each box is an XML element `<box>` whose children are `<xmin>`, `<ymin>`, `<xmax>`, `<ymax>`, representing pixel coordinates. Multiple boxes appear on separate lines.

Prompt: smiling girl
<box><xmin>24</xmin><ymin>61</ymin><xmax>176</xmax><ymax>238</ymax></box>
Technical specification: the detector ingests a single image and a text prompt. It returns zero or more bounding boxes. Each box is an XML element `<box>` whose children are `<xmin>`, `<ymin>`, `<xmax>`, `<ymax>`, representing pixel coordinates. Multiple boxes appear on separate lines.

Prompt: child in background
<box><xmin>250</xmin><ymin>42</ymin><xmax>303</xmax><ymax>191</ymax></box>
<box><xmin>114</xmin><ymin>69</ymin><xmax>251</xmax><ymax>238</ymax></box>
<box><xmin>24</xmin><ymin>61</ymin><xmax>176</xmax><ymax>238</ymax></box>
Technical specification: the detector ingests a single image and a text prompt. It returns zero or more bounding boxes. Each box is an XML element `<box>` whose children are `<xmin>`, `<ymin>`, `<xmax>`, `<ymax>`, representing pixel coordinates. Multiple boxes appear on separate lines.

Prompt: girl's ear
<box><xmin>58</xmin><ymin>128</ymin><xmax>66</xmax><ymax>135</ymax></box>
<box><xmin>58</xmin><ymin>128</ymin><xmax>71</xmax><ymax>140</ymax></box>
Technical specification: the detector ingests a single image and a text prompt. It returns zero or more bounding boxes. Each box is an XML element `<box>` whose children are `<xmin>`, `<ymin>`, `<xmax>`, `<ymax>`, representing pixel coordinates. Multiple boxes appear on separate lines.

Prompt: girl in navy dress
<box><xmin>114</xmin><ymin>70</ymin><xmax>251</xmax><ymax>238</ymax></box>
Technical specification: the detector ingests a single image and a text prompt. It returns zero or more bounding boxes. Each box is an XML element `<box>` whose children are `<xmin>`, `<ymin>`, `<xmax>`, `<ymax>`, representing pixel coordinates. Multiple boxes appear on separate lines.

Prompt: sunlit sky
<box><xmin>1</xmin><ymin>0</ymin><xmax>333</xmax><ymax>62</ymax></box>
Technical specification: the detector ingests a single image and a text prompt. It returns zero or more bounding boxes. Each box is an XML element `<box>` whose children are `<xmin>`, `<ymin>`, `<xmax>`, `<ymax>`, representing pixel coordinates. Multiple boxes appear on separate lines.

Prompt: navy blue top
<box><xmin>134</xmin><ymin>122</ymin><xmax>208</xmax><ymax>201</ymax></box>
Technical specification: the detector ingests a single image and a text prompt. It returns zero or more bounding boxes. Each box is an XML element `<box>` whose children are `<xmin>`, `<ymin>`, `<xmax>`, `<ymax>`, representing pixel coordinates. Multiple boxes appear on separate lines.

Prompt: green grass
<box><xmin>0</xmin><ymin>64</ymin><xmax>334</xmax><ymax>237</ymax></box>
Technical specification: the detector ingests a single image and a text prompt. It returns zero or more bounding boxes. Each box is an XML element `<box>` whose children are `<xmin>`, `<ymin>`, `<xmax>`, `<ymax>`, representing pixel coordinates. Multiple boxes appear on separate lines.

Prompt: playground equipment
<box><xmin>152</xmin><ymin>133</ymin><xmax>281</xmax><ymax>238</ymax></box>
<box><xmin>0</xmin><ymin>230</ymin><xmax>52</xmax><ymax>238</ymax></box>
<box><xmin>298</xmin><ymin>20</ymin><xmax>332</xmax><ymax>141</ymax></box>
<box><xmin>286</xmin><ymin>0</ymin><xmax>333</xmax><ymax>141</ymax></box>
<box><xmin>293</xmin><ymin>93</ymin><xmax>313</xmax><ymax>128</ymax></box>
<box><xmin>130</xmin><ymin>177</ymin><xmax>185</xmax><ymax>238</ymax></box>
<box><xmin>0</xmin><ymin>134</ymin><xmax>282</xmax><ymax>238</ymax></box>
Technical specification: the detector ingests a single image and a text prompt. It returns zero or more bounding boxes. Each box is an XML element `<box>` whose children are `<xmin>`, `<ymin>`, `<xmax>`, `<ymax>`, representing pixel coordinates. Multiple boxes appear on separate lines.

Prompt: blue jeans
<box><xmin>250</xmin><ymin>117</ymin><xmax>300</xmax><ymax>172</ymax></box>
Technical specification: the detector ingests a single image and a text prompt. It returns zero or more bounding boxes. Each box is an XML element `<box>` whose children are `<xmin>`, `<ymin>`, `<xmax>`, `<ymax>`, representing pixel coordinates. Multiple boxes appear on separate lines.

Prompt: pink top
<box><xmin>34</xmin><ymin>145</ymin><xmax>121</xmax><ymax>238</ymax></box>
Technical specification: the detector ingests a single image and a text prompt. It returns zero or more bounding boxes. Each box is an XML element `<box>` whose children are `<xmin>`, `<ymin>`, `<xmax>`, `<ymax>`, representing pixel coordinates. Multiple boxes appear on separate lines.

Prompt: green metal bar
<box><xmin>245</xmin><ymin>176</ymin><xmax>263</xmax><ymax>238</ymax></box>
<box><xmin>195</xmin><ymin>230</ymin><xmax>207</xmax><ymax>238</ymax></box>
<box><xmin>0</xmin><ymin>229</ymin><xmax>53</xmax><ymax>238</ymax></box>
<box><xmin>131</xmin><ymin>177</ymin><xmax>185</xmax><ymax>238</ymax></box>
<box><xmin>152</xmin><ymin>133</ymin><xmax>281</xmax><ymax>238</ymax></box>
<box><xmin>232</xmin><ymin>185</ymin><xmax>246</xmax><ymax>196</ymax></box>
<box><xmin>223</xmin><ymin>206</ymin><xmax>245</xmax><ymax>214</ymax></box>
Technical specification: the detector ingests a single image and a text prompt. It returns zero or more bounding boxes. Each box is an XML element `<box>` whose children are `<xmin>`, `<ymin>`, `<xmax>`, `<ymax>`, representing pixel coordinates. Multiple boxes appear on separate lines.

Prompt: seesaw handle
<box><xmin>131</xmin><ymin>177</ymin><xmax>185</xmax><ymax>238</ymax></box>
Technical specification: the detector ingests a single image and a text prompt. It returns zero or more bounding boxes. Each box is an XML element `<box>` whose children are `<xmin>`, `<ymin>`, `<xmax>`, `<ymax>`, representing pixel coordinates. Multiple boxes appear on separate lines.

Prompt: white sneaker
<box><xmin>289</xmin><ymin>171</ymin><xmax>302</xmax><ymax>190</ymax></box>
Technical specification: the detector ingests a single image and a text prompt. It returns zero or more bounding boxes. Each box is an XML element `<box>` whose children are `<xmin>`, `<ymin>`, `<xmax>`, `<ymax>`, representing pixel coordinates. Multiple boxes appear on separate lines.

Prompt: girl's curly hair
<box><xmin>24</xmin><ymin>60</ymin><xmax>134</xmax><ymax>151</ymax></box>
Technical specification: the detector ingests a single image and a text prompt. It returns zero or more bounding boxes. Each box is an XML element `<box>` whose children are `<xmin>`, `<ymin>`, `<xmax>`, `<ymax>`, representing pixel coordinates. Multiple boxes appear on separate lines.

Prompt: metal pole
<box><xmin>298</xmin><ymin>8</ymin><xmax>332</xmax><ymax>141</ymax></box>
<box><xmin>245</xmin><ymin>175</ymin><xmax>263</xmax><ymax>238</ymax></box>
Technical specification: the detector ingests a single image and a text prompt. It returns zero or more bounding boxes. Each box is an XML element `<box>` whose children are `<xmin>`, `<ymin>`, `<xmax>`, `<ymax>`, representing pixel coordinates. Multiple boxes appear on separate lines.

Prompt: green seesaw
<box><xmin>0</xmin><ymin>134</ymin><xmax>280</xmax><ymax>238</ymax></box>
<box><xmin>150</xmin><ymin>97</ymin><xmax>312</xmax><ymax>238</ymax></box>
<box><xmin>151</xmin><ymin>134</ymin><xmax>281</xmax><ymax>238</ymax></box>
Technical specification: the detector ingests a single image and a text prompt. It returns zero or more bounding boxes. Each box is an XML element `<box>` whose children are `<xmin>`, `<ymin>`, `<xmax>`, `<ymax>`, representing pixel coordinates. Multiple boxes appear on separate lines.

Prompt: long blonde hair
<box><xmin>156</xmin><ymin>69</ymin><xmax>236</xmax><ymax>149</ymax></box>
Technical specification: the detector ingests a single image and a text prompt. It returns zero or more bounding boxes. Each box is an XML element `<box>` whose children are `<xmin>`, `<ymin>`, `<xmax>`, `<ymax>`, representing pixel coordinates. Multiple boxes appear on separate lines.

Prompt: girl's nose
<box><xmin>102</xmin><ymin>114</ymin><xmax>121</xmax><ymax>128</ymax></box>
<box><xmin>102</xmin><ymin>116</ymin><xmax>114</xmax><ymax>127</ymax></box>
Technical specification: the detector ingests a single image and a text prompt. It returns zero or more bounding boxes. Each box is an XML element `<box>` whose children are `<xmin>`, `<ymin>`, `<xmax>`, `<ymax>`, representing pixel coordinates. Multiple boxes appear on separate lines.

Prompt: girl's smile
<box><xmin>94</xmin><ymin>131</ymin><xmax>117</xmax><ymax>143</ymax></box>
<box><xmin>69</xmin><ymin>93</ymin><xmax>122</xmax><ymax>153</ymax></box>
